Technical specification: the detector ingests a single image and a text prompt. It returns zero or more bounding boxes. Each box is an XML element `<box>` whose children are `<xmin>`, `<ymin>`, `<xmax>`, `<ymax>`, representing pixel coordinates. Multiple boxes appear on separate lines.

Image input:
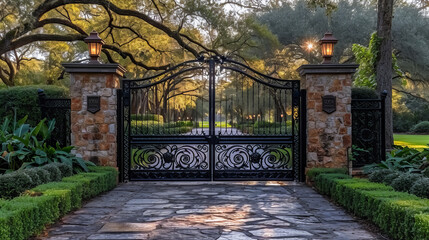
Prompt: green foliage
<box><xmin>130</xmin><ymin>114</ymin><xmax>164</xmax><ymax>123</ymax></box>
<box><xmin>414</xmin><ymin>214</ymin><xmax>429</xmax><ymax>240</ymax></box>
<box><xmin>0</xmin><ymin>167</ymin><xmax>117</xmax><ymax>240</ymax></box>
<box><xmin>368</xmin><ymin>169</ymin><xmax>395</xmax><ymax>183</ymax></box>
<box><xmin>41</xmin><ymin>164</ymin><xmax>62</xmax><ymax>182</ymax></box>
<box><xmin>131</xmin><ymin>120</ymin><xmax>193</xmax><ymax>135</ymax></box>
<box><xmin>382</xmin><ymin>172</ymin><xmax>401</xmax><ymax>185</ymax></box>
<box><xmin>0</xmin><ymin>171</ymin><xmax>33</xmax><ymax>199</ymax></box>
<box><xmin>306</xmin><ymin>168</ymin><xmax>348</xmax><ymax>181</ymax></box>
<box><xmin>352</xmin><ymin>33</ymin><xmax>380</xmax><ymax>88</ymax></box>
<box><xmin>410</xmin><ymin>178</ymin><xmax>429</xmax><ymax>199</ymax></box>
<box><xmin>0</xmin><ymin>86</ymin><xmax>68</xmax><ymax>126</ymax></box>
<box><xmin>351</xmin><ymin>87</ymin><xmax>378</xmax><ymax>99</ymax></box>
<box><xmin>0</xmin><ymin>114</ymin><xmax>94</xmax><ymax>174</ymax></box>
<box><xmin>363</xmin><ymin>146</ymin><xmax>429</xmax><ymax>174</ymax></box>
<box><xmin>391</xmin><ymin>173</ymin><xmax>422</xmax><ymax>192</ymax></box>
<box><xmin>411</xmin><ymin>121</ymin><xmax>429</xmax><ymax>134</ymax></box>
<box><xmin>52</xmin><ymin>162</ymin><xmax>73</xmax><ymax>178</ymax></box>
<box><xmin>313</xmin><ymin>173</ymin><xmax>429</xmax><ymax>240</ymax></box>
<box><xmin>352</xmin><ymin>32</ymin><xmax>405</xmax><ymax>89</ymax></box>
<box><xmin>0</xmin><ymin>162</ymin><xmax>74</xmax><ymax>199</ymax></box>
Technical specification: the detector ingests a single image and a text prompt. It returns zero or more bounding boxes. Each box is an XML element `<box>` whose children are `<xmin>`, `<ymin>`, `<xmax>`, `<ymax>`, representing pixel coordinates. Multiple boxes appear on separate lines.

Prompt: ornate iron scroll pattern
<box><xmin>214</xmin><ymin>144</ymin><xmax>292</xmax><ymax>170</ymax></box>
<box><xmin>132</xmin><ymin>144</ymin><xmax>209</xmax><ymax>171</ymax></box>
<box><xmin>351</xmin><ymin>97</ymin><xmax>386</xmax><ymax>167</ymax></box>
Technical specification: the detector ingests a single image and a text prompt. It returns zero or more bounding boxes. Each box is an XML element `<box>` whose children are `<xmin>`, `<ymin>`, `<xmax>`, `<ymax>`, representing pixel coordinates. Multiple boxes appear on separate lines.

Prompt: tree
<box><xmin>376</xmin><ymin>0</ymin><xmax>394</xmax><ymax>149</ymax></box>
<box><xmin>0</xmin><ymin>0</ymin><xmax>279</xmax><ymax>86</ymax></box>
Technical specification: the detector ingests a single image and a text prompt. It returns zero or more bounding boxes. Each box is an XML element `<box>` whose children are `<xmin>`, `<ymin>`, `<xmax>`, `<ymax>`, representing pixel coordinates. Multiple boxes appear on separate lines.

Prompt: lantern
<box><xmin>84</xmin><ymin>31</ymin><xmax>105</xmax><ymax>63</ymax></box>
<box><xmin>319</xmin><ymin>32</ymin><xmax>338</xmax><ymax>64</ymax></box>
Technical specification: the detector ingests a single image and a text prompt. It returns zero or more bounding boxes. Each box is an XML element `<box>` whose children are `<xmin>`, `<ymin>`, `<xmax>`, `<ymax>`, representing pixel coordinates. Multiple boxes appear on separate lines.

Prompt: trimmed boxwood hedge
<box><xmin>0</xmin><ymin>163</ymin><xmax>72</xmax><ymax>199</ymax></box>
<box><xmin>309</xmin><ymin>168</ymin><xmax>429</xmax><ymax>240</ymax></box>
<box><xmin>0</xmin><ymin>166</ymin><xmax>117</xmax><ymax>240</ymax></box>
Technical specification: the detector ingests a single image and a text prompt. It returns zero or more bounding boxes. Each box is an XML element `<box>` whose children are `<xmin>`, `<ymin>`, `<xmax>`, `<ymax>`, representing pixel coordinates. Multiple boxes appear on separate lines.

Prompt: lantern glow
<box><xmin>319</xmin><ymin>32</ymin><xmax>338</xmax><ymax>64</ymax></box>
<box><xmin>84</xmin><ymin>31</ymin><xmax>105</xmax><ymax>63</ymax></box>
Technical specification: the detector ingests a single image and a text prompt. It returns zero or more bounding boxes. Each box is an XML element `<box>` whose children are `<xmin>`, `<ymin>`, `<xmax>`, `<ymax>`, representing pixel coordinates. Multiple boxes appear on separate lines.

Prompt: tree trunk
<box><xmin>376</xmin><ymin>0</ymin><xmax>394</xmax><ymax>150</ymax></box>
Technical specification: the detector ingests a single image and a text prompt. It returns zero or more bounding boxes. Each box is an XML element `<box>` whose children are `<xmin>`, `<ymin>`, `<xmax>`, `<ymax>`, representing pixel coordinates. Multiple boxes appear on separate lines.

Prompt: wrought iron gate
<box><xmin>120</xmin><ymin>56</ymin><xmax>301</xmax><ymax>181</ymax></box>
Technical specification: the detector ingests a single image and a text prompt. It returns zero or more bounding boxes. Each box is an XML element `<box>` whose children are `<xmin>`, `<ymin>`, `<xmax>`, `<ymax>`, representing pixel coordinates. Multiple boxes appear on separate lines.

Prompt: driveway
<box><xmin>36</xmin><ymin>181</ymin><xmax>383</xmax><ymax>240</ymax></box>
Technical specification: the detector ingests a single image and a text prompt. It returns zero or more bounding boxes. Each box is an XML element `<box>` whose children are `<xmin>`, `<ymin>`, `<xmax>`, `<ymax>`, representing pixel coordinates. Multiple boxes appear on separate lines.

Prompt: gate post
<box><xmin>297</xmin><ymin>64</ymin><xmax>358</xmax><ymax>178</ymax></box>
<box><xmin>62</xmin><ymin>63</ymin><xmax>126</xmax><ymax>167</ymax></box>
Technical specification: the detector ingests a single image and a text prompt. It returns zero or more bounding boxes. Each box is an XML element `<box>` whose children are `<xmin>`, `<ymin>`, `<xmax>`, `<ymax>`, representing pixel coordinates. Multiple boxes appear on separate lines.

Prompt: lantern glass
<box><xmin>88</xmin><ymin>42</ymin><xmax>101</xmax><ymax>57</ymax></box>
<box><xmin>321</xmin><ymin>43</ymin><xmax>334</xmax><ymax>57</ymax></box>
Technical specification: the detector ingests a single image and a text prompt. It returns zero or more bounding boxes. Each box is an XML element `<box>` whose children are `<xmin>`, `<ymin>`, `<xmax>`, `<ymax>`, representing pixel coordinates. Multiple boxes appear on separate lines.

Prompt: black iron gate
<box><xmin>351</xmin><ymin>92</ymin><xmax>387</xmax><ymax>167</ymax></box>
<box><xmin>120</xmin><ymin>56</ymin><xmax>302</xmax><ymax>181</ymax></box>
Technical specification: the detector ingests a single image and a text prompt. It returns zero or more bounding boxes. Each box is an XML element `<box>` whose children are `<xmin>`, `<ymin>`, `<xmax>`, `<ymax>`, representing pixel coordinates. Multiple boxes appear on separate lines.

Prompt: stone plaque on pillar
<box><xmin>87</xmin><ymin>96</ymin><xmax>100</xmax><ymax>114</ymax></box>
<box><xmin>322</xmin><ymin>95</ymin><xmax>336</xmax><ymax>114</ymax></box>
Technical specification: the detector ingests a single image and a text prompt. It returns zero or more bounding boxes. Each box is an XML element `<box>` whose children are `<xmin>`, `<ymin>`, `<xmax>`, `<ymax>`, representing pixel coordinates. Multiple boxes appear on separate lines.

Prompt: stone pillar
<box><xmin>62</xmin><ymin>63</ymin><xmax>126</xmax><ymax>167</ymax></box>
<box><xmin>297</xmin><ymin>64</ymin><xmax>358</xmax><ymax>172</ymax></box>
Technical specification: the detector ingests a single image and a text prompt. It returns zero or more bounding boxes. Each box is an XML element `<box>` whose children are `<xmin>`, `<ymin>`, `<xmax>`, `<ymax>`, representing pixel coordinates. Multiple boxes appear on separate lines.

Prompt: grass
<box><xmin>394</xmin><ymin>134</ymin><xmax>429</xmax><ymax>149</ymax></box>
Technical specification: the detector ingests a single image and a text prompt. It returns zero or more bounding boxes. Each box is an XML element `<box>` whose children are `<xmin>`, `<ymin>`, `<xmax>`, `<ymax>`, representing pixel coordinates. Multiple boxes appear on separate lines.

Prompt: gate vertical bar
<box><xmin>122</xmin><ymin>80</ymin><xmax>131</xmax><ymax>182</ymax></box>
<box><xmin>292</xmin><ymin>82</ymin><xmax>300</xmax><ymax>181</ymax></box>
<box><xmin>299</xmin><ymin>89</ymin><xmax>307</xmax><ymax>182</ymax></box>
<box><xmin>117</xmin><ymin>89</ymin><xmax>124</xmax><ymax>182</ymax></box>
<box><xmin>209</xmin><ymin>58</ymin><xmax>216</xmax><ymax>181</ymax></box>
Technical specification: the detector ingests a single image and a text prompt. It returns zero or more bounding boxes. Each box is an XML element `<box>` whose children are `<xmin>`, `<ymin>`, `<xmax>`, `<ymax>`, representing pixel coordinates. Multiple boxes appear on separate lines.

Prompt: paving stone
<box><xmin>37</xmin><ymin>182</ymin><xmax>384</xmax><ymax>240</ymax></box>
<box><xmin>249</xmin><ymin>228</ymin><xmax>313</xmax><ymax>237</ymax></box>
<box><xmin>218</xmin><ymin>231</ymin><xmax>255</xmax><ymax>240</ymax></box>
<box><xmin>127</xmin><ymin>199</ymin><xmax>169</xmax><ymax>204</ymax></box>
<box><xmin>87</xmin><ymin>233</ymin><xmax>150</xmax><ymax>239</ymax></box>
<box><xmin>98</xmin><ymin>222</ymin><xmax>158</xmax><ymax>233</ymax></box>
<box><xmin>142</xmin><ymin>209</ymin><xmax>174</xmax><ymax>216</ymax></box>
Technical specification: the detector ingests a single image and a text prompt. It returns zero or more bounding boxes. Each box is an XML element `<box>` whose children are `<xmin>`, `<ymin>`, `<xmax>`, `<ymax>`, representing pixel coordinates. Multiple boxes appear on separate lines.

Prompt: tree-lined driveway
<box><xmin>36</xmin><ymin>182</ymin><xmax>383</xmax><ymax>240</ymax></box>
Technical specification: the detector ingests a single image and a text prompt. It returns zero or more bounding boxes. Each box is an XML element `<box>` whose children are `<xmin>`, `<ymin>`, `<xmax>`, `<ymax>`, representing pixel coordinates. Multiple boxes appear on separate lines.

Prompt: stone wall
<box><xmin>63</xmin><ymin>64</ymin><xmax>125</xmax><ymax>167</ymax></box>
<box><xmin>298</xmin><ymin>64</ymin><xmax>357</xmax><ymax>170</ymax></box>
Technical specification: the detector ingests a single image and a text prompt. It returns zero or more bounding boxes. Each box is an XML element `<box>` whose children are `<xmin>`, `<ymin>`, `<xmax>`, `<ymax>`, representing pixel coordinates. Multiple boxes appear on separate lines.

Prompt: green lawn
<box><xmin>394</xmin><ymin>134</ymin><xmax>429</xmax><ymax>149</ymax></box>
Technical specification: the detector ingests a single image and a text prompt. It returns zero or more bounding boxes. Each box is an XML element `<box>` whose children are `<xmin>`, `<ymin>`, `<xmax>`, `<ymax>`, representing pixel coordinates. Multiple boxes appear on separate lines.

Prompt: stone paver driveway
<box><xmin>36</xmin><ymin>182</ymin><xmax>383</xmax><ymax>240</ymax></box>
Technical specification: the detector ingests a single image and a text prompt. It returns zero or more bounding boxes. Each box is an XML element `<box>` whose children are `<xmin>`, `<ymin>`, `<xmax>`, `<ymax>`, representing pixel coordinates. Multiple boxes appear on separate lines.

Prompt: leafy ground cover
<box><xmin>394</xmin><ymin>134</ymin><xmax>429</xmax><ymax>150</ymax></box>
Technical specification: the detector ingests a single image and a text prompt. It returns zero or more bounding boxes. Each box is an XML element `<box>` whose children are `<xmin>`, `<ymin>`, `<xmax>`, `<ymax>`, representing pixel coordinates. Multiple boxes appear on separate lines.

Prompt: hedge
<box><xmin>0</xmin><ymin>166</ymin><xmax>117</xmax><ymax>240</ymax></box>
<box><xmin>0</xmin><ymin>163</ymin><xmax>72</xmax><ymax>199</ymax></box>
<box><xmin>309</xmin><ymin>169</ymin><xmax>429</xmax><ymax>240</ymax></box>
<box><xmin>0</xmin><ymin>85</ymin><xmax>69</xmax><ymax>126</ymax></box>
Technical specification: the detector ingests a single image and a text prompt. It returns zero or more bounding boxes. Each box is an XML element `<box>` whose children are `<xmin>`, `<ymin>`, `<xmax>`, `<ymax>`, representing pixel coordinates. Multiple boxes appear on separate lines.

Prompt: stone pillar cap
<box><xmin>297</xmin><ymin>64</ymin><xmax>359</xmax><ymax>76</ymax></box>
<box><xmin>62</xmin><ymin>63</ymin><xmax>126</xmax><ymax>77</ymax></box>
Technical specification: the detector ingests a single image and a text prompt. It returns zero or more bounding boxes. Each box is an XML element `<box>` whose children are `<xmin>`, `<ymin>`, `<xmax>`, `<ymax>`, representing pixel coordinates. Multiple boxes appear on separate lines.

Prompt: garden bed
<box><xmin>309</xmin><ymin>168</ymin><xmax>429</xmax><ymax>240</ymax></box>
<box><xmin>0</xmin><ymin>166</ymin><xmax>117</xmax><ymax>240</ymax></box>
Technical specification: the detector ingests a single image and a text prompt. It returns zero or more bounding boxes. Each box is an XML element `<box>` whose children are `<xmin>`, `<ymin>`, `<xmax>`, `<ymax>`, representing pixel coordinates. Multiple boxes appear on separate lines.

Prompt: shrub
<box><xmin>306</xmin><ymin>168</ymin><xmax>348</xmax><ymax>181</ymax></box>
<box><xmin>41</xmin><ymin>164</ymin><xmax>62</xmax><ymax>181</ymax></box>
<box><xmin>0</xmin><ymin>172</ymin><xmax>33</xmax><ymax>199</ymax></box>
<box><xmin>414</xmin><ymin>214</ymin><xmax>429</xmax><ymax>240</ymax></box>
<box><xmin>410</xmin><ymin>178</ymin><xmax>429</xmax><ymax>199</ymax></box>
<box><xmin>313</xmin><ymin>173</ymin><xmax>429</xmax><ymax>240</ymax></box>
<box><xmin>31</xmin><ymin>168</ymin><xmax>51</xmax><ymax>184</ymax></box>
<box><xmin>383</xmin><ymin>172</ymin><xmax>401</xmax><ymax>185</ymax></box>
<box><xmin>351</xmin><ymin>87</ymin><xmax>378</xmax><ymax>99</ymax></box>
<box><xmin>423</xmin><ymin>168</ymin><xmax>429</xmax><ymax>178</ymax></box>
<box><xmin>368</xmin><ymin>169</ymin><xmax>395</xmax><ymax>183</ymax></box>
<box><xmin>19</xmin><ymin>168</ymin><xmax>41</xmax><ymax>186</ymax></box>
<box><xmin>391</xmin><ymin>173</ymin><xmax>422</xmax><ymax>193</ymax></box>
<box><xmin>0</xmin><ymin>167</ymin><xmax>117</xmax><ymax>240</ymax></box>
<box><xmin>52</xmin><ymin>163</ymin><xmax>73</xmax><ymax>178</ymax></box>
<box><xmin>0</xmin><ymin>85</ymin><xmax>68</xmax><ymax>126</ymax></box>
<box><xmin>130</xmin><ymin>114</ymin><xmax>164</xmax><ymax>123</ymax></box>
<box><xmin>411</xmin><ymin>121</ymin><xmax>429</xmax><ymax>134</ymax></box>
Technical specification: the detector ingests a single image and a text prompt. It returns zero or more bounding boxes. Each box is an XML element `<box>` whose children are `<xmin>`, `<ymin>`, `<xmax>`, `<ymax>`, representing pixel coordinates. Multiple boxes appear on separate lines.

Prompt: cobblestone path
<box><xmin>37</xmin><ymin>181</ymin><xmax>383</xmax><ymax>240</ymax></box>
